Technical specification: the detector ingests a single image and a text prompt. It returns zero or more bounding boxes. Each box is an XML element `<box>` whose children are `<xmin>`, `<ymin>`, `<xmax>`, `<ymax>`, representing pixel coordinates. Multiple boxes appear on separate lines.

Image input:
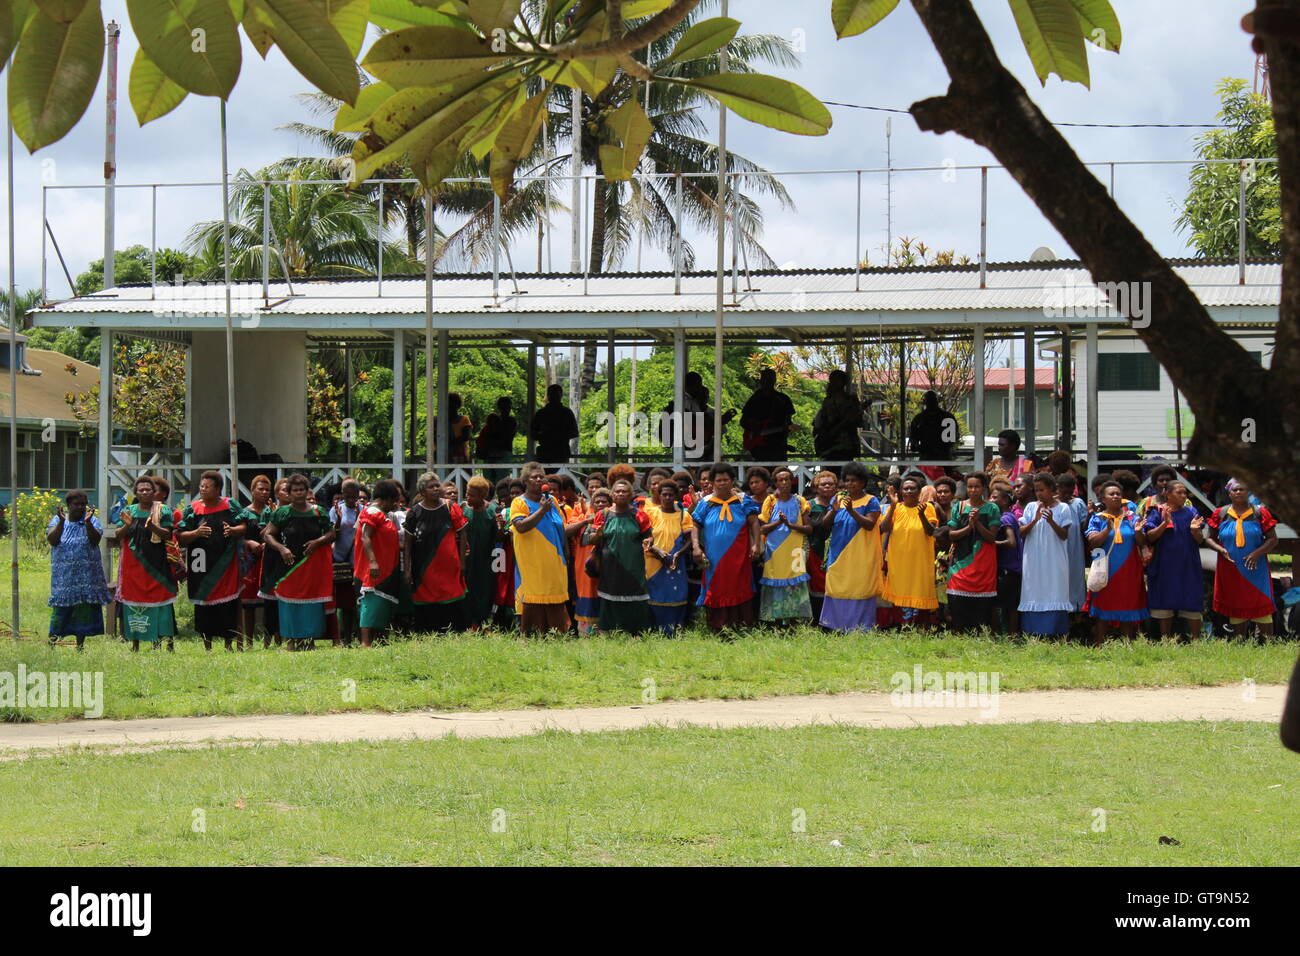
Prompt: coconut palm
<box><xmin>185</xmin><ymin>158</ymin><xmax>417</xmax><ymax>279</ymax></box>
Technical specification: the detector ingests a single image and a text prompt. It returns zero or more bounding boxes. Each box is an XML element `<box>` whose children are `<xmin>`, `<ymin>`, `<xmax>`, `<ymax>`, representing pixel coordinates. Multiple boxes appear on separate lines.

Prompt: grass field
<box><xmin>2</xmin><ymin>628</ymin><xmax>1297</xmax><ymax>722</ymax></box>
<box><xmin>2</xmin><ymin>721</ymin><xmax>1295</xmax><ymax>865</ymax></box>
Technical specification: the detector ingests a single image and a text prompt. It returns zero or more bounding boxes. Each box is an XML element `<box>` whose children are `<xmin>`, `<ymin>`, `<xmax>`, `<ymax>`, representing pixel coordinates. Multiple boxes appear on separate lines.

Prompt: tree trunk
<box><xmin>907</xmin><ymin>0</ymin><xmax>1300</xmax><ymax>530</ymax></box>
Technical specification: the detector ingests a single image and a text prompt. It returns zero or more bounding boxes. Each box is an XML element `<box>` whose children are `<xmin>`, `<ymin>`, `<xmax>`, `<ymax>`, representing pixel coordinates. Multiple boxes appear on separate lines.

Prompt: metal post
<box><xmin>1058</xmin><ymin>326</ymin><xmax>1072</xmax><ymax>452</ymax></box>
<box><xmin>40</xmin><ymin>185</ymin><xmax>47</xmax><ymax>303</ymax></box>
<box><xmin>492</xmin><ymin>192</ymin><xmax>501</xmax><ymax>301</ymax></box>
<box><xmin>1023</xmin><ymin>326</ymin><xmax>1035</xmax><ymax>458</ymax></box>
<box><xmin>1173</xmin><ymin>384</ymin><xmax>1184</xmax><ymax>459</ymax></box>
<box><xmin>344</xmin><ymin>343</ymin><xmax>353</xmax><ymax>467</ymax></box>
<box><xmin>972</xmin><ymin>325</ymin><xmax>985</xmax><ymax>467</ymax></box>
<box><xmin>7</xmin><ymin>123</ymin><xmax>19</xmax><ymax>633</ymax></box>
<box><xmin>150</xmin><ymin>184</ymin><xmax>157</xmax><ymax>292</ymax></box>
<box><xmin>97</xmin><ymin>330</ymin><xmax>112</xmax><ymax>578</ymax></box>
<box><xmin>261</xmin><ymin>181</ymin><xmax>270</xmax><ymax>303</ymax></box>
<box><xmin>712</xmin><ymin>0</ymin><xmax>728</xmax><ymax>461</ymax></box>
<box><xmin>979</xmin><ymin>166</ymin><xmax>987</xmax><ymax>289</ymax></box>
<box><xmin>102</xmin><ymin>21</ymin><xmax>120</xmax><ymax>291</ymax></box>
<box><xmin>424</xmin><ymin>195</ymin><xmax>435</xmax><ymax>470</ymax></box>
<box><xmin>673</xmin><ymin>173</ymin><xmax>683</xmax><ymax>294</ymax></box>
<box><xmin>897</xmin><ymin>345</ymin><xmax>906</xmax><ymax>456</ymax></box>
<box><xmin>526</xmin><ymin>344</ymin><xmax>537</xmax><ymax>459</ymax></box>
<box><xmin>570</xmin><ymin>90</ymin><xmax>582</xmax><ymax>273</ymax></box>
<box><xmin>391</xmin><ymin>330</ymin><xmax>404</xmax><ymax>480</ymax></box>
<box><xmin>730</xmin><ymin>174</ymin><xmax>739</xmax><ymax>300</ymax></box>
<box><xmin>377</xmin><ymin>183</ymin><xmax>384</xmax><ymax>298</ymax></box>
<box><xmin>854</xmin><ymin>169</ymin><xmax>861</xmax><ymax>290</ymax></box>
<box><xmin>1238</xmin><ymin>161</ymin><xmax>1248</xmax><ymax>285</ymax></box>
<box><xmin>1086</xmin><ymin>322</ymin><xmax>1099</xmax><ymax>491</ymax></box>
<box><xmin>606</xmin><ymin>334</ymin><xmax>616</xmax><ymax>464</ymax></box>
<box><xmin>219</xmin><ymin>101</ymin><xmax>239</xmax><ymax>490</ymax></box>
<box><xmin>568</xmin><ymin>342</ymin><xmax>579</xmax><ymax>459</ymax></box>
<box><xmin>672</xmin><ymin>327</ymin><xmax>685</xmax><ymax>469</ymax></box>
<box><xmin>437</xmin><ymin>329</ymin><xmax>450</xmax><ymax>469</ymax></box>
<box><xmin>183</xmin><ymin>341</ymin><xmax>192</xmax><ymax>473</ymax></box>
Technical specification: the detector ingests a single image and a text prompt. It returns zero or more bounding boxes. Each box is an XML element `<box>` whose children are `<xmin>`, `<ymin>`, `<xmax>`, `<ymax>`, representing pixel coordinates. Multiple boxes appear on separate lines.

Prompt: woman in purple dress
<box><xmin>1141</xmin><ymin>480</ymin><xmax>1206</xmax><ymax>639</ymax></box>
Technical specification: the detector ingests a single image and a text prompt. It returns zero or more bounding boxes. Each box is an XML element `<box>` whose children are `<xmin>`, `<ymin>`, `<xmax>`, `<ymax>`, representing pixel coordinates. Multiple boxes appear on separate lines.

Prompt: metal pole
<box><xmin>1173</xmin><ymin>384</ymin><xmax>1184</xmax><ymax>459</ymax></box>
<box><xmin>437</xmin><ymin>329</ymin><xmax>449</xmax><ymax>468</ymax></box>
<box><xmin>40</xmin><ymin>186</ymin><xmax>47</xmax><ymax>303</ymax></box>
<box><xmin>897</xmin><ymin>345</ymin><xmax>906</xmax><ymax>456</ymax></box>
<box><xmin>391</xmin><ymin>330</ymin><xmax>404</xmax><ymax>480</ymax></box>
<box><xmin>344</xmin><ymin>343</ymin><xmax>353</xmax><ymax>467</ymax></box>
<box><xmin>730</xmin><ymin>175</ymin><xmax>738</xmax><ymax>300</ymax></box>
<box><xmin>606</xmin><ymin>334</ymin><xmax>616</xmax><ymax>464</ymax></box>
<box><xmin>102</xmin><ymin>21</ymin><xmax>120</xmax><ymax>291</ymax></box>
<box><xmin>424</xmin><ymin>195</ymin><xmax>435</xmax><ymax>469</ymax></box>
<box><xmin>854</xmin><ymin>169</ymin><xmax>861</xmax><ymax>290</ymax></box>
<box><xmin>261</xmin><ymin>181</ymin><xmax>270</xmax><ymax>304</ymax></box>
<box><xmin>570</xmin><ymin>90</ymin><xmax>582</xmax><ymax>273</ymax></box>
<box><xmin>1023</xmin><ymin>326</ymin><xmax>1035</xmax><ymax>458</ymax></box>
<box><xmin>569</xmin><ymin>342</ymin><xmax>579</xmax><ymax>459</ymax></box>
<box><xmin>979</xmin><ymin>166</ymin><xmax>987</xmax><ymax>289</ymax></box>
<box><xmin>1086</xmin><ymin>323</ymin><xmax>1099</xmax><ymax>492</ymax></box>
<box><xmin>1058</xmin><ymin>326</ymin><xmax>1072</xmax><ymax>452</ymax></box>
<box><xmin>1238</xmin><ymin>161</ymin><xmax>1248</xmax><ymax>285</ymax></box>
<box><xmin>672</xmin><ymin>327</ymin><xmax>685</xmax><ymax>469</ymax></box>
<box><xmin>712</xmin><ymin>0</ymin><xmax>728</xmax><ymax>461</ymax></box>
<box><xmin>220</xmin><ymin>101</ymin><xmax>239</xmax><ymax>490</ymax></box>
<box><xmin>673</xmin><ymin>173</ymin><xmax>683</xmax><ymax>294</ymax></box>
<box><xmin>492</xmin><ymin>192</ymin><xmax>501</xmax><ymax>301</ymax></box>
<box><xmin>6</xmin><ymin>122</ymin><xmax>19</xmax><ymax>634</ymax></box>
<box><xmin>526</xmin><ymin>344</ymin><xmax>537</xmax><ymax>459</ymax></box>
<box><xmin>972</xmin><ymin>325</ymin><xmax>985</xmax><ymax>467</ymax></box>
<box><xmin>150</xmin><ymin>184</ymin><xmax>157</xmax><ymax>292</ymax></box>
<box><xmin>97</xmin><ymin>328</ymin><xmax>112</xmax><ymax>580</ymax></box>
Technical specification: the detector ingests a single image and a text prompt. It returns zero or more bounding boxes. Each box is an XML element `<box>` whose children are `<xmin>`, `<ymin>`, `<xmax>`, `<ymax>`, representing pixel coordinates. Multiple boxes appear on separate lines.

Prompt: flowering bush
<box><xmin>13</xmin><ymin>488</ymin><xmax>64</xmax><ymax>545</ymax></box>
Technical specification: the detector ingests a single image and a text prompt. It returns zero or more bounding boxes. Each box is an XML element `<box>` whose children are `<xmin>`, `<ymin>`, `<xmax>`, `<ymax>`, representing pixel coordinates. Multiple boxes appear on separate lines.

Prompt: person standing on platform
<box><xmin>530</xmin><ymin>384</ymin><xmax>579</xmax><ymax>465</ymax></box>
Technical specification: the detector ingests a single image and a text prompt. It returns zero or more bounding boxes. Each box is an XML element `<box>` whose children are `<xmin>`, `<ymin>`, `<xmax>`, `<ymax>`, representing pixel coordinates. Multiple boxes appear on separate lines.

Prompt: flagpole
<box><xmin>220</xmin><ymin>102</ymin><xmax>238</xmax><ymax>489</ymax></box>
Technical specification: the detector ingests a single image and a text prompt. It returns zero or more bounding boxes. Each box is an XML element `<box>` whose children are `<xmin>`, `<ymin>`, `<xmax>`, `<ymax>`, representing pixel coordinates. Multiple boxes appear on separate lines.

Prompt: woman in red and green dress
<box><xmin>571</xmin><ymin>487</ymin><xmax>608</xmax><ymax>635</ymax></box>
<box><xmin>944</xmin><ymin>472</ymin><xmax>1002</xmax><ymax>632</ymax></box>
<box><xmin>584</xmin><ymin>479</ymin><xmax>653</xmax><ymax>634</ymax></box>
<box><xmin>262</xmin><ymin>474</ymin><xmax>335</xmax><ymax>651</ymax></box>
<box><xmin>462</xmin><ymin>475</ymin><xmax>499</xmax><ymax>629</ymax></box>
<box><xmin>115</xmin><ymin>475</ymin><xmax>178</xmax><ymax>651</ymax></box>
<box><xmin>355</xmin><ymin>479</ymin><xmax>403</xmax><ymax>646</ymax></box>
<box><xmin>238</xmin><ymin>474</ymin><xmax>274</xmax><ymax>649</ymax></box>
<box><xmin>177</xmin><ymin>470</ymin><xmax>250</xmax><ymax>652</ymax></box>
<box><xmin>404</xmin><ymin>473</ymin><xmax>469</xmax><ymax>633</ymax></box>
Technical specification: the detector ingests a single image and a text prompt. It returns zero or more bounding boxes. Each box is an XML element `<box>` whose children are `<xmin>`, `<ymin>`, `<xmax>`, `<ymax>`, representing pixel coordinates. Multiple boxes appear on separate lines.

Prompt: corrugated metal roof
<box><xmin>33</xmin><ymin>260</ymin><xmax>1281</xmax><ymax>320</ymax></box>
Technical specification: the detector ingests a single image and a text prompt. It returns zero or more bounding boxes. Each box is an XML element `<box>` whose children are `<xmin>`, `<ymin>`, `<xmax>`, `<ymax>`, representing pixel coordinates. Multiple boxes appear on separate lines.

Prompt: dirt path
<box><xmin>0</xmin><ymin>683</ymin><xmax>1284</xmax><ymax>757</ymax></box>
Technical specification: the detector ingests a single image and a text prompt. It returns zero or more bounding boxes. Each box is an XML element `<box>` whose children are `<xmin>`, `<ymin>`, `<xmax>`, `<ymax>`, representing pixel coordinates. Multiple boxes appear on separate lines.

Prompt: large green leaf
<box><xmin>681</xmin><ymin>73</ymin><xmax>831</xmax><ymax>136</ymax></box>
<box><xmin>333</xmin><ymin>79</ymin><xmax>395</xmax><ymax>130</ymax></box>
<box><xmin>368</xmin><ymin>0</ymin><xmax>466</xmax><ymax>31</ymax></box>
<box><xmin>1</xmin><ymin>0</ymin><xmax>36</xmax><ymax>63</ymax></box>
<box><xmin>1007</xmin><ymin>0</ymin><xmax>1090</xmax><ymax>86</ymax></box>
<box><xmin>126</xmin><ymin>0</ymin><xmax>242</xmax><ymax>98</ymax></box>
<box><xmin>466</xmin><ymin>0</ymin><xmax>517</xmax><ymax>32</ymax></box>
<box><xmin>662</xmin><ymin>15</ymin><xmax>737</xmax><ymax>64</ymax></box>
<box><xmin>128</xmin><ymin>45</ymin><xmax>187</xmax><ymax>123</ymax></box>
<box><xmin>830</xmin><ymin>0</ymin><xmax>899</xmax><ymax>39</ymax></box>
<box><xmin>622</xmin><ymin>0</ymin><xmax>669</xmax><ymax>16</ymax></box>
<box><xmin>363</xmin><ymin>24</ymin><xmax>505</xmax><ymax>87</ymax></box>
<box><xmin>597</xmin><ymin>97</ymin><xmax>652</xmax><ymax>182</ymax></box>
<box><xmin>256</xmin><ymin>0</ymin><xmax>360</xmax><ymax>102</ymax></box>
<box><xmin>32</xmin><ymin>0</ymin><xmax>85</xmax><ymax>23</ymax></box>
<box><xmin>1068</xmin><ymin>0</ymin><xmax>1120</xmax><ymax>52</ymax></box>
<box><xmin>489</xmin><ymin>85</ymin><xmax>546</xmax><ymax>197</ymax></box>
<box><xmin>8</xmin><ymin>2</ymin><xmax>103</xmax><ymax>151</ymax></box>
<box><xmin>242</xmin><ymin>1</ymin><xmax>274</xmax><ymax>55</ymax></box>
<box><xmin>315</xmin><ymin>0</ymin><xmax>368</xmax><ymax>56</ymax></box>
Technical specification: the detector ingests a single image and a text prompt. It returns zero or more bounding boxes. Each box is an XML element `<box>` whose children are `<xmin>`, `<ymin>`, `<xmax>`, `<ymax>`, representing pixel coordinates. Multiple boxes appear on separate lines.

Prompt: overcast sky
<box><xmin>0</xmin><ymin>0</ymin><xmax>1268</xmax><ymax>295</ymax></box>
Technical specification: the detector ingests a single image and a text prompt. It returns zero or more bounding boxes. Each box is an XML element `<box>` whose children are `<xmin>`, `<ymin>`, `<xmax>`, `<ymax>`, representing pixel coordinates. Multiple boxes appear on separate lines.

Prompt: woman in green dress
<box><xmin>461</xmin><ymin>475</ymin><xmax>498</xmax><ymax>629</ymax></box>
<box><xmin>583</xmin><ymin>478</ymin><xmax>653</xmax><ymax>634</ymax></box>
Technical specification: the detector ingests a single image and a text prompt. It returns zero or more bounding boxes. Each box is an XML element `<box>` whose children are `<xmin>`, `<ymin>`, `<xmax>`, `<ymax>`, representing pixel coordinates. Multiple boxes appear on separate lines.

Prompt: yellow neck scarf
<box><xmin>1100</xmin><ymin>509</ymin><xmax>1126</xmax><ymax>545</ymax></box>
<box><xmin>709</xmin><ymin>493</ymin><xmax>740</xmax><ymax>522</ymax></box>
<box><xmin>1227</xmin><ymin>507</ymin><xmax>1254</xmax><ymax>548</ymax></box>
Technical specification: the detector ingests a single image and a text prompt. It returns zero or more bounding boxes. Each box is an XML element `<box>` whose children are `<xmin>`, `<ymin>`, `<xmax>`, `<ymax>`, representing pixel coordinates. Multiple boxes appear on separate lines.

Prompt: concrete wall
<box><xmin>1071</xmin><ymin>333</ymin><xmax>1272</xmax><ymax>451</ymax></box>
<box><xmin>189</xmin><ymin>330</ymin><xmax>307</xmax><ymax>465</ymax></box>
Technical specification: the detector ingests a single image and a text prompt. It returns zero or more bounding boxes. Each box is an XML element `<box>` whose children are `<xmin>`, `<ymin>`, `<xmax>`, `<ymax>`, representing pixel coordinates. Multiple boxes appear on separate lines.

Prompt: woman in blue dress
<box><xmin>1141</xmin><ymin>480</ymin><xmax>1206</xmax><ymax>639</ymax></box>
<box><xmin>46</xmin><ymin>489</ymin><xmax>112</xmax><ymax>648</ymax></box>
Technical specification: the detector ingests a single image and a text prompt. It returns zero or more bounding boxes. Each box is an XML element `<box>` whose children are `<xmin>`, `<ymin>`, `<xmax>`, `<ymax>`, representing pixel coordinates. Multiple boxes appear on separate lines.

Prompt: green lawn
<box><xmin>2</xmin><ymin>628</ymin><xmax>1297</xmax><ymax>722</ymax></box>
<box><xmin>3</xmin><ymin>721</ymin><xmax>1296</xmax><ymax>865</ymax></box>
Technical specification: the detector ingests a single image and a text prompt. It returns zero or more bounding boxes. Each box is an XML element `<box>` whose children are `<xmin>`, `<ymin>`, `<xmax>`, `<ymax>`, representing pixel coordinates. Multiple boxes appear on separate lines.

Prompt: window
<box><xmin>1000</xmin><ymin>396</ymin><xmax>1025</xmax><ymax>429</ymax></box>
<box><xmin>1097</xmin><ymin>353</ymin><xmax>1159</xmax><ymax>391</ymax></box>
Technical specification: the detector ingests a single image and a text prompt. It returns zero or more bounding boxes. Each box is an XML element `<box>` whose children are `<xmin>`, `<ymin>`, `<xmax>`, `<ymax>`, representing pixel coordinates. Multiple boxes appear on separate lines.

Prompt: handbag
<box><xmin>1086</xmin><ymin>529</ymin><xmax>1116</xmax><ymax>593</ymax></box>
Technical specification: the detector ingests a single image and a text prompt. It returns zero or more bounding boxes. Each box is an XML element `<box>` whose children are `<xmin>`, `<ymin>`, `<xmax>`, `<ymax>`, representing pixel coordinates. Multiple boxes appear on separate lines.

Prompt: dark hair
<box><xmin>934</xmin><ymin>476</ymin><xmax>958</xmax><ymax>492</ymax></box>
<box><xmin>1099</xmin><ymin>480</ymin><xmax>1123</xmax><ymax>497</ymax></box>
<box><xmin>585</xmin><ymin>469</ymin><xmax>608</xmax><ymax>487</ymax></box>
<box><xmin>647</xmin><ymin>467</ymin><xmax>672</xmax><ymax>480</ymax></box>
<box><xmin>1031</xmin><ymin>470</ymin><xmax>1057</xmax><ymax>491</ymax></box>
<box><xmin>64</xmin><ymin>488</ymin><xmax>88</xmax><ymax>504</ymax></box>
<box><xmin>964</xmin><ymin>471</ymin><xmax>989</xmax><ymax>489</ymax></box>
<box><xmin>1091</xmin><ymin>472</ymin><xmax>1112</xmax><ymax>492</ymax></box>
<box><xmin>1111</xmin><ymin>468</ymin><xmax>1140</xmax><ymax>498</ymax></box>
<box><xmin>150</xmin><ymin>475</ymin><xmax>171</xmax><ymax>498</ymax></box>
<box><xmin>1057</xmin><ymin>473</ymin><xmax>1078</xmax><ymax>493</ymax></box>
<box><xmin>1150</xmin><ymin>464</ymin><xmax>1177</xmax><ymax>484</ymax></box>
<box><xmin>842</xmin><ymin>461</ymin><xmax>869</xmax><ymax>484</ymax></box>
<box><xmin>1046</xmin><ymin>450</ymin><xmax>1071</xmax><ymax>472</ymax></box>
<box><xmin>747</xmin><ymin>466</ymin><xmax>771</xmax><ymax>486</ymax></box>
<box><xmin>672</xmin><ymin>470</ymin><xmax>693</xmax><ymax>489</ymax></box>
<box><xmin>199</xmin><ymin>469</ymin><xmax>224</xmax><ymax>491</ymax></box>
<box><xmin>607</xmin><ymin>462</ymin><xmax>637</xmax><ymax>486</ymax></box>
<box><xmin>658</xmin><ymin>479</ymin><xmax>679</xmax><ymax>497</ymax></box>
<box><xmin>997</xmin><ymin>429</ymin><xmax>1022</xmax><ymax>451</ymax></box>
<box><xmin>900</xmin><ymin>475</ymin><xmax>923</xmax><ymax>491</ymax></box>
<box><xmin>710</xmin><ymin>461</ymin><xmax>735</xmax><ymax>480</ymax></box>
<box><xmin>556</xmin><ymin>474</ymin><xmax>577</xmax><ymax>494</ymax></box>
<box><xmin>372</xmin><ymin>478</ymin><xmax>403</xmax><ymax>502</ymax></box>
<box><xmin>287</xmin><ymin>472</ymin><xmax>311</xmax><ymax>491</ymax></box>
<box><xmin>771</xmin><ymin>465</ymin><xmax>795</xmax><ymax>484</ymax></box>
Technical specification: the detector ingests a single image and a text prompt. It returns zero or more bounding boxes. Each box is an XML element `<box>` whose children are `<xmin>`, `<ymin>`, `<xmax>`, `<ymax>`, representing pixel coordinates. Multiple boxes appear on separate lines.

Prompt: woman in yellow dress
<box><xmin>881</xmin><ymin>475</ymin><xmax>939</xmax><ymax>626</ymax></box>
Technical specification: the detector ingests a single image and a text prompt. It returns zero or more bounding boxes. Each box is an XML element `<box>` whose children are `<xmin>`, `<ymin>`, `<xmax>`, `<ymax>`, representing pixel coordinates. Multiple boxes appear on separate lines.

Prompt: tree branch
<box><xmin>907</xmin><ymin>0</ymin><xmax>1299</xmax><ymax>528</ymax></box>
<box><xmin>547</xmin><ymin>0</ymin><xmax>698</xmax><ymax>61</ymax></box>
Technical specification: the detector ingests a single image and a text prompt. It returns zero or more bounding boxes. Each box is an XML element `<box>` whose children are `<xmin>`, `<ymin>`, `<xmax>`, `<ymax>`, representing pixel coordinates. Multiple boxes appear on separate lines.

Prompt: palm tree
<box><xmin>185</xmin><ymin>158</ymin><xmax>416</xmax><ymax>279</ymax></box>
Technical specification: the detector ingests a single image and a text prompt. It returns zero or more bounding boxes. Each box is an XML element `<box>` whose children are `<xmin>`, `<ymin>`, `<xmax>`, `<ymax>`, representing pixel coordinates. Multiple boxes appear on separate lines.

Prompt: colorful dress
<box><xmin>946</xmin><ymin>501</ymin><xmax>1001</xmax><ymax>629</ymax></box>
<box><xmin>882</xmin><ymin>503</ymin><xmax>940</xmax><ymax>614</ymax></box>
<box><xmin>568</xmin><ymin>499</ymin><xmax>600</xmax><ymax>630</ymax></box>
<box><xmin>1084</xmin><ymin>510</ymin><xmax>1147</xmax><ymax>622</ymax></box>
<box><xmin>354</xmin><ymin>505</ymin><xmax>401</xmax><ymax>630</ymax></box>
<box><xmin>1142</xmin><ymin>505</ymin><xmax>1203</xmax><ymax>615</ymax></box>
<box><xmin>118</xmin><ymin>503</ymin><xmax>178</xmax><ymax>642</ymax></box>
<box><xmin>1208</xmin><ymin>505</ymin><xmax>1277</xmax><ymax>621</ymax></box>
<box><xmin>178</xmin><ymin>497</ymin><xmax>249</xmax><ymax>639</ymax></box>
<box><xmin>263</xmin><ymin>504</ymin><xmax>334</xmax><ymax>639</ymax></box>
<box><xmin>591</xmin><ymin>507</ymin><xmax>652</xmax><ymax>633</ymax></box>
<box><xmin>820</xmin><ymin>495</ymin><xmax>883</xmax><ymax>631</ymax></box>
<box><xmin>691</xmin><ymin>494</ymin><xmax>760</xmax><ymax>610</ymax></box>
<box><xmin>1064</xmin><ymin>496</ymin><xmax>1090</xmax><ymax>612</ymax></box>
<box><xmin>509</xmin><ymin>496</ymin><xmax>569</xmax><ymax>608</ymax></box>
<box><xmin>1017</xmin><ymin>501</ymin><xmax>1075</xmax><ymax>635</ymax></box>
<box><xmin>758</xmin><ymin>494</ymin><xmax>812</xmax><ymax>621</ymax></box>
<box><xmin>645</xmin><ymin>506</ymin><xmax>694</xmax><ymax>634</ymax></box>
<box><xmin>807</xmin><ymin>499</ymin><xmax>831</xmax><ymax>606</ymax></box>
<box><xmin>406</xmin><ymin>501</ymin><xmax>468</xmax><ymax>631</ymax></box>
<box><xmin>462</xmin><ymin>502</ymin><xmax>498</xmax><ymax>626</ymax></box>
<box><xmin>239</xmin><ymin>503</ymin><xmax>271</xmax><ymax>607</ymax></box>
<box><xmin>47</xmin><ymin>515</ymin><xmax>111</xmax><ymax>639</ymax></box>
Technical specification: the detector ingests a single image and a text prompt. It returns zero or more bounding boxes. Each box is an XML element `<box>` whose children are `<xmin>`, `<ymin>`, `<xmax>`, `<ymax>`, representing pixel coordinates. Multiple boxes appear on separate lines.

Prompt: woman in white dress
<box><xmin>1018</xmin><ymin>471</ymin><xmax>1075</xmax><ymax>637</ymax></box>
